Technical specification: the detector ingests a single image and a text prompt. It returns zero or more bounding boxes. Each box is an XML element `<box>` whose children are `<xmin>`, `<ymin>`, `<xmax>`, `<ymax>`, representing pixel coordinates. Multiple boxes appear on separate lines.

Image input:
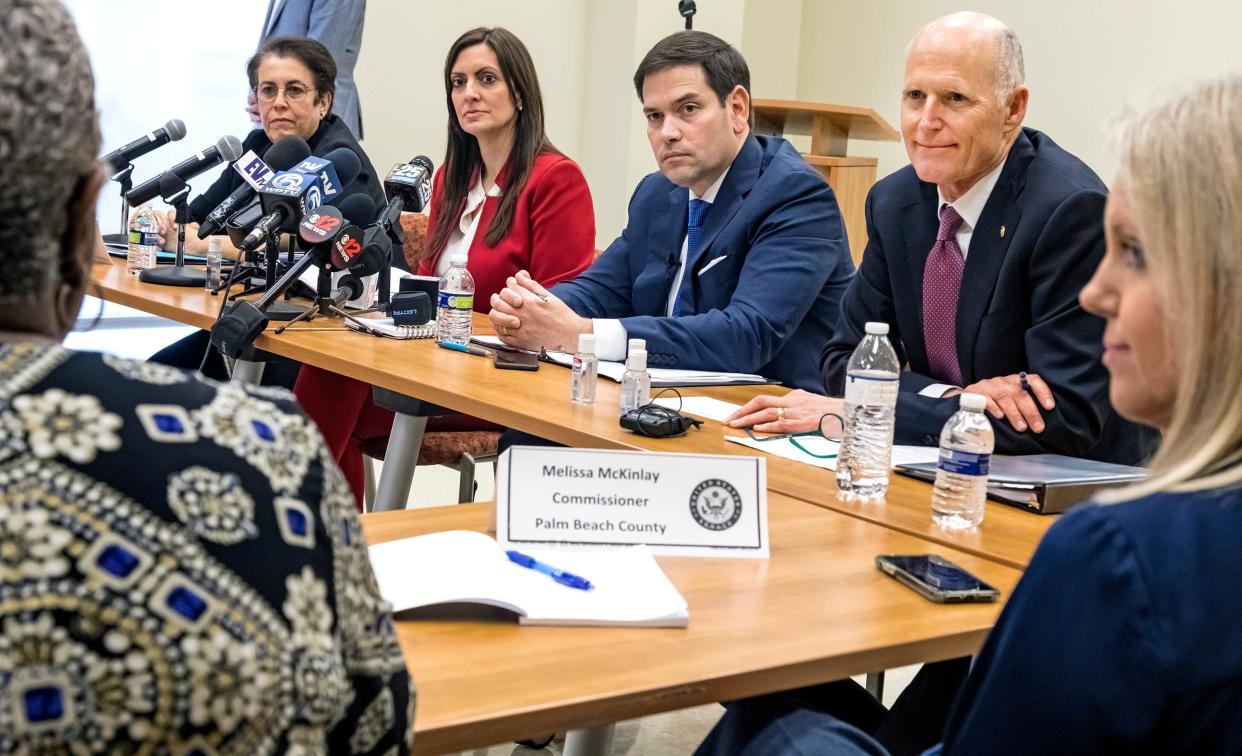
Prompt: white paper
<box><xmin>542</xmin><ymin>351</ymin><xmax>769</xmax><ymax>386</ymax></box>
<box><xmin>497</xmin><ymin>446</ymin><xmax>768</xmax><ymax>558</ymax></box>
<box><xmin>725</xmin><ymin>434</ymin><xmax>939</xmax><ymax>471</ymax></box>
<box><xmin>369</xmin><ymin>530</ymin><xmax>688</xmax><ymax>627</ymax></box>
<box><xmin>653</xmin><ymin>396</ymin><xmax>741</xmax><ymax>423</ymax></box>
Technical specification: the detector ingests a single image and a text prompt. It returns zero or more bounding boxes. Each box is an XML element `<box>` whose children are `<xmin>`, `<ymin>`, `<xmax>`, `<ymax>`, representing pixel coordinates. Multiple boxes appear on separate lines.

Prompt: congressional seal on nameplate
<box><xmin>496</xmin><ymin>446</ymin><xmax>768</xmax><ymax>558</ymax></box>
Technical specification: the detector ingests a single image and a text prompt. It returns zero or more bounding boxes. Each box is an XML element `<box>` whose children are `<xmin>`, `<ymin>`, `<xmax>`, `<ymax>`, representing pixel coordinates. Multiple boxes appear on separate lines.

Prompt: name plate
<box><xmin>497</xmin><ymin>446</ymin><xmax>768</xmax><ymax>558</ymax></box>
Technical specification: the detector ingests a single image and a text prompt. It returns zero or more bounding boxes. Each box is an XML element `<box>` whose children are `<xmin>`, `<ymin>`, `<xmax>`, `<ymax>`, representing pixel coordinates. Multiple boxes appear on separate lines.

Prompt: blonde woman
<box><xmin>698</xmin><ymin>75</ymin><xmax>1242</xmax><ymax>755</ymax></box>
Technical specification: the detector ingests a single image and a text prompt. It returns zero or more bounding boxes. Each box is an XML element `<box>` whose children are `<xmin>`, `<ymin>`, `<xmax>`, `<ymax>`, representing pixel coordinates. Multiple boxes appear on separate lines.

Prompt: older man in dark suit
<box><xmin>728</xmin><ymin>11</ymin><xmax>1155</xmax><ymax>464</ymax></box>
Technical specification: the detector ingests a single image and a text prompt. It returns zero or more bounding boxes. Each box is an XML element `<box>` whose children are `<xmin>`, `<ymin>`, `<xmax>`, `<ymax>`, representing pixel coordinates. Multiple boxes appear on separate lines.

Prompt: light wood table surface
<box><xmin>92</xmin><ymin>257</ymin><xmax>1054</xmax><ymax>568</ymax></box>
<box><xmin>362</xmin><ymin>492</ymin><xmax>1021</xmax><ymax>755</ymax></box>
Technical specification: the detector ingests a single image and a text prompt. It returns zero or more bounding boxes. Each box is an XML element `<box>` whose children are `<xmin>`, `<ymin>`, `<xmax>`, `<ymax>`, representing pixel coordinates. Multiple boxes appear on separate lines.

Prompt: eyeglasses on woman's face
<box><xmin>254</xmin><ymin>83</ymin><xmax>316</xmax><ymax>103</ymax></box>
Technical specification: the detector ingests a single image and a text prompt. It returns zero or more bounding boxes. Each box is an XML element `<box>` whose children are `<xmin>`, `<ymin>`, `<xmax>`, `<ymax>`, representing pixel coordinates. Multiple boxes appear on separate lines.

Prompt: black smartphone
<box><xmin>493</xmin><ymin>349</ymin><xmax>540</xmax><ymax>371</ymax></box>
<box><xmin>875</xmin><ymin>554</ymin><xmax>1000</xmax><ymax>604</ymax></box>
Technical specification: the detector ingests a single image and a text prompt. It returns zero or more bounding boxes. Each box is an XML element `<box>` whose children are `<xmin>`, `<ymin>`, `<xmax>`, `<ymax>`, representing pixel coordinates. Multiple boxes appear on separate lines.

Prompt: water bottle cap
<box><xmin>449</xmin><ymin>253</ymin><xmax>468</xmax><ymax>266</ymax></box>
<box><xmin>864</xmin><ymin>321</ymin><xmax>890</xmax><ymax>335</ymax></box>
<box><xmin>627</xmin><ymin>338</ymin><xmax>646</xmax><ymax>352</ymax></box>
<box><xmin>577</xmin><ymin>333</ymin><xmax>595</xmax><ymax>353</ymax></box>
<box><xmin>960</xmin><ymin>392</ymin><xmax>988</xmax><ymax>412</ymax></box>
<box><xmin>627</xmin><ymin>348</ymin><xmax>647</xmax><ymax>370</ymax></box>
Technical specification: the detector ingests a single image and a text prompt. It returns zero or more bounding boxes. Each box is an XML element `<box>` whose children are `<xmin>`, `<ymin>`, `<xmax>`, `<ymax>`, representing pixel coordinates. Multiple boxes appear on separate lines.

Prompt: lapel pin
<box><xmin>1000</xmin><ymin>225</ymin><xmax>1006</xmax><ymax>238</ymax></box>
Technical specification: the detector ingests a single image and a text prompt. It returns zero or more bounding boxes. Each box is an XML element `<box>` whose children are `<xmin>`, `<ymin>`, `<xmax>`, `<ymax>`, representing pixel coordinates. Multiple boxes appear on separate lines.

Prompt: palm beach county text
<box><xmin>536</xmin><ymin>464</ymin><xmax>666</xmax><ymax>535</ymax></box>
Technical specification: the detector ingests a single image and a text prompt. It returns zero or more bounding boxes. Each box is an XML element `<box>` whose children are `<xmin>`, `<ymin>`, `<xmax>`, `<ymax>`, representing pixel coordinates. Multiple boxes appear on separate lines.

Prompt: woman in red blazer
<box><xmin>293</xmin><ymin>27</ymin><xmax>595</xmax><ymax>505</ymax></box>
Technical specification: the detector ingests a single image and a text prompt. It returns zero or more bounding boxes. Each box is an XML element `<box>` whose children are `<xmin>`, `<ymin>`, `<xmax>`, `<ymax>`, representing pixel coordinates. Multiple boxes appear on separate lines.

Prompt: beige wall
<box><xmin>355</xmin><ymin>1</ymin><xmax>588</xmax><ymax>196</ymax></box>
<box><xmin>356</xmin><ymin>1</ymin><xmax>1242</xmax><ymax>248</ymax></box>
<box><xmin>797</xmin><ymin>1</ymin><xmax>1242</xmax><ymax>182</ymax></box>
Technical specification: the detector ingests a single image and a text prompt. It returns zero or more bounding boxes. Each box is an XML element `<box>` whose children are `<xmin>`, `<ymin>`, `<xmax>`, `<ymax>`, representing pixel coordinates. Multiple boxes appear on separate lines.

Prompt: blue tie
<box><xmin>673</xmin><ymin>199</ymin><xmax>710</xmax><ymax>317</ymax></box>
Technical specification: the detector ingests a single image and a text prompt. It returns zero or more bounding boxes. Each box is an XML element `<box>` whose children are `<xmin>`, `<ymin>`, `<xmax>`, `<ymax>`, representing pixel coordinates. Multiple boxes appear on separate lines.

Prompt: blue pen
<box><xmin>438</xmin><ymin>340</ymin><xmax>492</xmax><ymax>358</ymax></box>
<box><xmin>506</xmin><ymin>550</ymin><xmax>594</xmax><ymax>591</ymax></box>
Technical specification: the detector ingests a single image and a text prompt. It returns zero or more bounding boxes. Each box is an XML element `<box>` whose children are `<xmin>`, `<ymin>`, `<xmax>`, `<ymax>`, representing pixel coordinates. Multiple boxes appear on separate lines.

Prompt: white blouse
<box><xmin>435</xmin><ymin>176</ymin><xmax>503</xmax><ymax>276</ymax></box>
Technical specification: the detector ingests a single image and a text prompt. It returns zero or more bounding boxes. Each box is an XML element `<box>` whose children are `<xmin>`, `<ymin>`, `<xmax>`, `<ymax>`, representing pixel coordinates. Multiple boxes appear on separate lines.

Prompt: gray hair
<box><xmin>907</xmin><ymin>13</ymin><xmax>1026</xmax><ymax>103</ymax></box>
<box><xmin>994</xmin><ymin>27</ymin><xmax>1025</xmax><ymax>101</ymax></box>
<box><xmin>0</xmin><ymin>0</ymin><xmax>100</xmax><ymax>305</ymax></box>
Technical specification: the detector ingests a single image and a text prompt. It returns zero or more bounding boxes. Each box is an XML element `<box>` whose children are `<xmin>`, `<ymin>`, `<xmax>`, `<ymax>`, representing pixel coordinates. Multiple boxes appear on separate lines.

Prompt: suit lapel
<box><xmin>639</xmin><ymin>185</ymin><xmax>687</xmax><ymax>315</ymax></box>
<box><xmin>955</xmin><ymin>133</ymin><xmax>1034</xmax><ymax>380</ymax></box>
<box><xmin>903</xmin><ymin>183</ymin><xmax>940</xmax><ymax>372</ymax></box>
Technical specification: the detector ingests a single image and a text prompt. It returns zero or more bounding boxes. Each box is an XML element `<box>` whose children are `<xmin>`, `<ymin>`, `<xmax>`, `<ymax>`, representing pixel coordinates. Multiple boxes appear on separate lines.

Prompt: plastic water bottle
<box><xmin>435</xmin><ymin>252</ymin><xmax>474</xmax><ymax>345</ymax></box>
<box><xmin>836</xmin><ymin>322</ymin><xmax>901</xmax><ymax>501</ymax></box>
<box><xmin>931</xmin><ymin>392</ymin><xmax>995</xmax><ymax>529</ymax></box>
<box><xmin>619</xmin><ymin>348</ymin><xmax>651</xmax><ymax>413</ymax></box>
<box><xmin>127</xmin><ymin>212</ymin><xmax>158</xmax><ymax>275</ymax></box>
<box><xmin>571</xmin><ymin>333</ymin><xmax>598</xmax><ymax>405</ymax></box>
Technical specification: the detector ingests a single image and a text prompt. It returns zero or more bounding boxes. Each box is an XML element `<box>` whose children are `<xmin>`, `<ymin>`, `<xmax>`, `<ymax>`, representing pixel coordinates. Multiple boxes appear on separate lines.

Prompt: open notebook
<box><xmin>368</xmin><ymin>530</ymin><xmax>689</xmax><ymax>627</ymax></box>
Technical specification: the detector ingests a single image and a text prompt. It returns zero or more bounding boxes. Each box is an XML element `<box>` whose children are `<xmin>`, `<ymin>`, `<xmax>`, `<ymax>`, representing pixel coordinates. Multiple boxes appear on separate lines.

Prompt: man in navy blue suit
<box><xmin>488</xmin><ymin>31</ymin><xmax>853</xmax><ymax>393</ymax></box>
<box><xmin>727</xmin><ymin>12</ymin><xmax>1155</xmax><ymax>464</ymax></box>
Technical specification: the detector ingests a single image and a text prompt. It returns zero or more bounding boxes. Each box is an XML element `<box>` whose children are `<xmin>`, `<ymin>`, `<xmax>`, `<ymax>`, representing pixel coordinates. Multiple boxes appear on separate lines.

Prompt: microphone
<box><xmin>327</xmin><ymin>273</ymin><xmax>365</xmax><ymax>309</ymax></box>
<box><xmin>103</xmin><ymin>119</ymin><xmax>187</xmax><ymax>173</ymax></box>
<box><xmin>325</xmin><ymin>195</ymin><xmax>378</xmax><ymax>269</ymax></box>
<box><xmin>241</xmin><ymin>147</ymin><xmax>363</xmax><ymax>250</ymax></box>
<box><xmin>197</xmin><ymin>136</ymin><xmax>312</xmax><ymax>239</ymax></box>
<box><xmin>383</xmin><ymin>156</ymin><xmax>434</xmax><ymax>213</ymax></box>
<box><xmin>126</xmin><ymin>135</ymin><xmax>244</xmax><ymax>206</ymax></box>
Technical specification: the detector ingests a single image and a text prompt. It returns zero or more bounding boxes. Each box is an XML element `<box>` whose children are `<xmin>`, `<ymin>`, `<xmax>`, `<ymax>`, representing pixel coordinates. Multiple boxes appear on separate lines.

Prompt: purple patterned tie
<box><xmin>922</xmin><ymin>204</ymin><xmax>966</xmax><ymax>386</ymax></box>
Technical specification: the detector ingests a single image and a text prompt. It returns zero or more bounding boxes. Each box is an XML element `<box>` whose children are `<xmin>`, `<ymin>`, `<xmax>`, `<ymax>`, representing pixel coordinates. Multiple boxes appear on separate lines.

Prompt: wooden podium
<box><xmin>753</xmin><ymin>99</ymin><xmax>899</xmax><ymax>265</ymax></box>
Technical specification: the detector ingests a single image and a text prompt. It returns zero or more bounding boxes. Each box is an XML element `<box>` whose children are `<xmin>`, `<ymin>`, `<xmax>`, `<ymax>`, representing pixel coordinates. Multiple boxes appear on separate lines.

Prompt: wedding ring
<box><xmin>776</xmin><ymin>406</ymin><xmax>785</xmax><ymax>422</ymax></box>
<box><xmin>499</xmin><ymin>326</ymin><xmax>509</xmax><ymax>337</ymax></box>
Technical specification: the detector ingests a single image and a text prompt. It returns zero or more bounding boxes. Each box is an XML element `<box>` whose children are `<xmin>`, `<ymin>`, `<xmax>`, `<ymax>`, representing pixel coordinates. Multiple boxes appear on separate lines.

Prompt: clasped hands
<box><xmin>726</xmin><ymin>373</ymin><xmax>1056</xmax><ymax>434</ymax></box>
<box><xmin>487</xmin><ymin>270</ymin><xmax>591</xmax><ymax>352</ymax></box>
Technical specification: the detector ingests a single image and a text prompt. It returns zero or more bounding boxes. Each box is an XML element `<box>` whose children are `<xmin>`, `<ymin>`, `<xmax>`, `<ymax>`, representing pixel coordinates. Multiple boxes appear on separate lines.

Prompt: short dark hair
<box><xmin>247</xmin><ymin>36</ymin><xmax>337</xmax><ymax>113</ymax></box>
<box><xmin>633</xmin><ymin>31</ymin><xmax>752</xmax><ymax>126</ymax></box>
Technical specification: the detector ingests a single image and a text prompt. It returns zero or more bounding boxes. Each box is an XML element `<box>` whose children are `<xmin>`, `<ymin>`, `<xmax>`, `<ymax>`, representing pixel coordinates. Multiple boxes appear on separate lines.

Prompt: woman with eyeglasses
<box><xmin>137</xmin><ymin>36</ymin><xmax>388</xmax><ymax>383</ymax></box>
<box><xmin>130</xmin><ymin>35</ymin><xmax>386</xmax><ymax>256</ymax></box>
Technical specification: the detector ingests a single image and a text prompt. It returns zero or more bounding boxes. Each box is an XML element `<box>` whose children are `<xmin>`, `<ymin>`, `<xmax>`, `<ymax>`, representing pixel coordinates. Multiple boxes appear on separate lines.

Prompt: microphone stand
<box><xmin>112</xmin><ymin>164</ymin><xmax>134</xmax><ymax>242</ymax></box>
<box><xmin>265</xmin><ymin>231</ymin><xmax>311</xmax><ymax>322</ymax></box>
<box><xmin>139</xmin><ymin>182</ymin><xmax>208</xmax><ymax>287</ymax></box>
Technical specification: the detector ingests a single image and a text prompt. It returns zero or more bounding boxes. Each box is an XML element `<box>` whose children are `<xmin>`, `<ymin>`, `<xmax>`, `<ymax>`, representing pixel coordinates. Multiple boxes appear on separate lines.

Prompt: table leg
<box><xmin>372</xmin><ymin>412</ymin><xmax>427</xmax><ymax>512</ymax></box>
<box><xmin>562</xmin><ymin>724</ymin><xmax>615</xmax><ymax>756</ymax></box>
<box><xmin>865</xmin><ymin>671</ymin><xmax>885</xmax><ymax>701</ymax></box>
<box><xmin>231</xmin><ymin>359</ymin><xmax>265</xmax><ymax>385</ymax></box>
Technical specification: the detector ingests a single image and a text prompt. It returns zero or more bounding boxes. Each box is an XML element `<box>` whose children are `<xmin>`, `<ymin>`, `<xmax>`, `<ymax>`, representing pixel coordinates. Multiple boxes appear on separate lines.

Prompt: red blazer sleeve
<box><xmin>417</xmin><ymin>152</ymin><xmax>596</xmax><ymax>311</ymax></box>
<box><xmin>523</xmin><ymin>154</ymin><xmax>596</xmax><ymax>288</ymax></box>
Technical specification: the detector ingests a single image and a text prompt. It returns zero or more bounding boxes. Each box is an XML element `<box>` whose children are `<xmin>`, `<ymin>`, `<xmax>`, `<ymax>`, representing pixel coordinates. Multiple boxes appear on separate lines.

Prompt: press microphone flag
<box><xmin>103</xmin><ymin>119</ymin><xmax>187</xmax><ymax>173</ymax></box>
<box><xmin>198</xmin><ymin>136</ymin><xmax>313</xmax><ymax>239</ymax></box>
<box><xmin>383</xmin><ymin>155</ymin><xmax>433</xmax><ymax>213</ymax></box>
<box><xmin>241</xmin><ymin>147</ymin><xmax>362</xmax><ymax>250</ymax></box>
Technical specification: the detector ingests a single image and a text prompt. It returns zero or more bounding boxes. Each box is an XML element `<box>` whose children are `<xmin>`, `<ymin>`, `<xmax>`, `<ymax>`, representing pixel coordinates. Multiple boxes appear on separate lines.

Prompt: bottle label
<box><xmin>844</xmin><ymin>371</ymin><xmax>898</xmax><ymax>406</ymax></box>
<box><xmin>127</xmin><ymin>230</ymin><xmax>158</xmax><ymax>247</ymax></box>
<box><xmin>437</xmin><ymin>292</ymin><xmax>474</xmax><ymax>310</ymax></box>
<box><xmin>937</xmin><ymin>449</ymin><xmax>991</xmax><ymax>476</ymax></box>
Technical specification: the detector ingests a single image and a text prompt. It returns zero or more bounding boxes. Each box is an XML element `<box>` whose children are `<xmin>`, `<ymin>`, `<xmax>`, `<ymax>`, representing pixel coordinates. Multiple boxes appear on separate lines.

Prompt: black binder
<box><xmin>895</xmin><ymin>453</ymin><xmax>1147</xmax><ymax>514</ymax></box>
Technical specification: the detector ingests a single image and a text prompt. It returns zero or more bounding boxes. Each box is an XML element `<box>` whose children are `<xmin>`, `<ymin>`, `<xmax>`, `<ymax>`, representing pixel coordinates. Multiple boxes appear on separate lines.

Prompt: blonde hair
<box><xmin>1104</xmin><ymin>75</ymin><xmax>1242</xmax><ymax>502</ymax></box>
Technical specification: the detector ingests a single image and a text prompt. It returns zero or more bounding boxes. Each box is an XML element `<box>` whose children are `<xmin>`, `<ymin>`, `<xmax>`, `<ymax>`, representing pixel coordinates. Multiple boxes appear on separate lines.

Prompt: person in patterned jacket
<box><xmin>0</xmin><ymin>1</ymin><xmax>413</xmax><ymax>752</ymax></box>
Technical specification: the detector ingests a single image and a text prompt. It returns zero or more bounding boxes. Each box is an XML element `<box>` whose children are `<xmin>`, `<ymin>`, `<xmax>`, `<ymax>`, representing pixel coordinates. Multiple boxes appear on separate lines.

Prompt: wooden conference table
<box><xmin>91</xmin><ymin>257</ymin><xmax>1055</xmax><ymax>569</ymax></box>
<box><xmin>92</xmin><ymin>257</ymin><xmax>1049</xmax><ymax>752</ymax></box>
<box><xmin>363</xmin><ymin>492</ymin><xmax>1021</xmax><ymax>754</ymax></box>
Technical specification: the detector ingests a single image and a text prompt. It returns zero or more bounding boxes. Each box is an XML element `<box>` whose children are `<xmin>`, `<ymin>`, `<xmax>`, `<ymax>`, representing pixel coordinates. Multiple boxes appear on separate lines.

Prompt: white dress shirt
<box><xmin>593</xmin><ymin>167</ymin><xmax>731</xmax><ymax>361</ymax></box>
